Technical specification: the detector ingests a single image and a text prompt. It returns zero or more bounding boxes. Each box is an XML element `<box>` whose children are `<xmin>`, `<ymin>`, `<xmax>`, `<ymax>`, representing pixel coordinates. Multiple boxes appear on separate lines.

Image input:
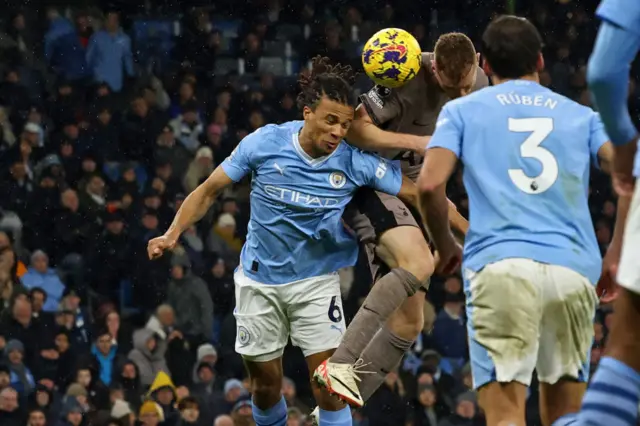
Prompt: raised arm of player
<box><xmin>588</xmin><ymin>20</ymin><xmax>640</xmax><ymax>197</ymax></box>
<box><xmin>346</xmin><ymin>104</ymin><xmax>429</xmax><ymax>154</ymax></box>
<box><xmin>147</xmin><ymin>167</ymin><xmax>233</xmax><ymax>259</ymax></box>
<box><xmin>148</xmin><ymin>127</ymin><xmax>262</xmax><ymax>259</ymax></box>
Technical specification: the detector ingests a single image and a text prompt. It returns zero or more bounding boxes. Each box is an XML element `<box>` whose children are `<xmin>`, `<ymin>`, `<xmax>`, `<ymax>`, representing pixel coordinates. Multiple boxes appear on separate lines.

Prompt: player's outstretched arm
<box><xmin>346</xmin><ymin>105</ymin><xmax>429</xmax><ymax>154</ymax></box>
<box><xmin>147</xmin><ymin>166</ymin><xmax>234</xmax><ymax>259</ymax></box>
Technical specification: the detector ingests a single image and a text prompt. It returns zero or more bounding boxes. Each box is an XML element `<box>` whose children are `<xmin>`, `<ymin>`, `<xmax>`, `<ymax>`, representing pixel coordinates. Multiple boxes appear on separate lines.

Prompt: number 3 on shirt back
<box><xmin>508</xmin><ymin>117</ymin><xmax>559</xmax><ymax>194</ymax></box>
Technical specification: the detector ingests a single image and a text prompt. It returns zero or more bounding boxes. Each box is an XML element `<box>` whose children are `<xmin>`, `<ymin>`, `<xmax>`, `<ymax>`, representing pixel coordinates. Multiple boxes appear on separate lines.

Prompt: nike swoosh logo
<box><xmin>332</xmin><ymin>375</ymin><xmax>360</xmax><ymax>401</ymax></box>
<box><xmin>412</xmin><ymin>120</ymin><xmax>430</xmax><ymax>126</ymax></box>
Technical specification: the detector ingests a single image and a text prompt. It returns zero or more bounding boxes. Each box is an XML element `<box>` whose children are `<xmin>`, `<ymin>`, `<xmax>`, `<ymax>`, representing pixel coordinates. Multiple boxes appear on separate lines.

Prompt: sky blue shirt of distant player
<box><xmin>428</xmin><ymin>80</ymin><xmax>608</xmax><ymax>284</ymax></box>
<box><xmin>588</xmin><ymin>0</ymin><xmax>640</xmax><ymax>176</ymax></box>
<box><xmin>221</xmin><ymin>120</ymin><xmax>402</xmax><ymax>285</ymax></box>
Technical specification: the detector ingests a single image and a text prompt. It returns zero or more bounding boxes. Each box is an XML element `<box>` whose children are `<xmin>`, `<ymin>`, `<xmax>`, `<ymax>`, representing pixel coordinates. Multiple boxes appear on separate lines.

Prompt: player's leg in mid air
<box><xmin>287</xmin><ymin>273</ymin><xmax>353</xmax><ymax>425</ymax></box>
<box><xmin>236</xmin><ymin>269</ymin><xmax>351</xmax><ymax>426</ymax></box>
<box><xmin>234</xmin><ymin>268</ymin><xmax>290</xmax><ymax>426</ymax></box>
<box><xmin>465</xmin><ymin>259</ymin><xmax>596</xmax><ymax>426</ymax></box>
<box><xmin>315</xmin><ymin>190</ymin><xmax>434</xmax><ymax>406</ymax></box>
<box><xmin>563</xmin><ymin>185</ymin><xmax>640</xmax><ymax>426</ymax></box>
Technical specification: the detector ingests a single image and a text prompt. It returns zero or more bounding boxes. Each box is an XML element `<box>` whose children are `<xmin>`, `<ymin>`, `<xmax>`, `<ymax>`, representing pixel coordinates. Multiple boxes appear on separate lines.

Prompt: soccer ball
<box><xmin>361</xmin><ymin>28</ymin><xmax>422</xmax><ymax>88</ymax></box>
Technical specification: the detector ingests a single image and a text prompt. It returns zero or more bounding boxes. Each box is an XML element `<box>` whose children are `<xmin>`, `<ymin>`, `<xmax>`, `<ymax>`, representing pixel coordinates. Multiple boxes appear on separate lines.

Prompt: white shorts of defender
<box><xmin>465</xmin><ymin>258</ymin><xmax>598</xmax><ymax>390</ymax></box>
<box><xmin>233</xmin><ymin>267</ymin><xmax>346</xmax><ymax>362</ymax></box>
<box><xmin>618</xmin><ymin>184</ymin><xmax>640</xmax><ymax>294</ymax></box>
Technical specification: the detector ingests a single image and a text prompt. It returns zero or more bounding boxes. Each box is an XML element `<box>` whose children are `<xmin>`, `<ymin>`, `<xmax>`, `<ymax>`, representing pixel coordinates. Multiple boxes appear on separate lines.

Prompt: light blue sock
<box><xmin>552</xmin><ymin>413</ymin><xmax>577</xmax><ymax>425</ymax></box>
<box><xmin>252</xmin><ymin>396</ymin><xmax>287</xmax><ymax>426</ymax></box>
<box><xmin>572</xmin><ymin>357</ymin><xmax>640</xmax><ymax>426</ymax></box>
<box><xmin>319</xmin><ymin>406</ymin><xmax>352</xmax><ymax>426</ymax></box>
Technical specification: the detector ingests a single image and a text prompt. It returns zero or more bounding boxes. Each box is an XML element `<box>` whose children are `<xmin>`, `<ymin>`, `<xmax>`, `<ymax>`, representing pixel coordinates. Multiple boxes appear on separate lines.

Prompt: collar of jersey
<box><xmin>291</xmin><ymin>130</ymin><xmax>339</xmax><ymax>167</ymax></box>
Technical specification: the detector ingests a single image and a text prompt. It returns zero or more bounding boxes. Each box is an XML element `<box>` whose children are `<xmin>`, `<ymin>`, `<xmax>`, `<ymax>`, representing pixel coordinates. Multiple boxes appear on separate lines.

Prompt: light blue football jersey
<box><xmin>428</xmin><ymin>80</ymin><xmax>608</xmax><ymax>284</ymax></box>
<box><xmin>221</xmin><ymin>120</ymin><xmax>402</xmax><ymax>285</ymax></box>
<box><xmin>591</xmin><ymin>0</ymin><xmax>640</xmax><ymax>177</ymax></box>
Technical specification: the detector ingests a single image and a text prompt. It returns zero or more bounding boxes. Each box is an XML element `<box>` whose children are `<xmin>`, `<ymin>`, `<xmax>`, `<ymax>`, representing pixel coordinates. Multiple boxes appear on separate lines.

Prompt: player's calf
<box><xmin>244</xmin><ymin>358</ymin><xmax>288</xmax><ymax>426</ymax></box>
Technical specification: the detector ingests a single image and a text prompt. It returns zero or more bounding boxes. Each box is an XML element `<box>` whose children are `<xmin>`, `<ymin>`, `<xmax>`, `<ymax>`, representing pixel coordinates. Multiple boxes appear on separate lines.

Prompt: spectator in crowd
<box><xmin>138</xmin><ymin>400</ymin><xmax>163</xmax><ymax>426</ymax></box>
<box><xmin>128</xmin><ymin>328</ymin><xmax>168</xmax><ymax>388</ymax></box>
<box><xmin>21</xmin><ymin>250</ymin><xmax>65</xmax><ymax>312</ymax></box>
<box><xmin>86</xmin><ymin>11</ymin><xmax>134</xmax><ymax>92</ymax></box>
<box><xmin>26</xmin><ymin>407</ymin><xmax>47</xmax><ymax>426</ymax></box>
<box><xmin>183</xmin><ymin>146</ymin><xmax>214</xmax><ymax>194</ymax></box>
<box><xmin>166</xmin><ymin>251</ymin><xmax>214</xmax><ymax>347</ymax></box>
<box><xmin>82</xmin><ymin>327</ymin><xmax>124</xmax><ymax>387</ymax></box>
<box><xmin>6</xmin><ymin>339</ymin><xmax>35</xmax><ymax>395</ymax></box>
<box><xmin>0</xmin><ymin>387</ymin><xmax>23</xmax><ymax>426</ymax></box>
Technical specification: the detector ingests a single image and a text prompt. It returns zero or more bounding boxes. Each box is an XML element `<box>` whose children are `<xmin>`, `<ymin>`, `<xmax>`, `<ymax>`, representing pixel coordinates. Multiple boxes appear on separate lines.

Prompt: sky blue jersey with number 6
<box><xmin>428</xmin><ymin>80</ymin><xmax>609</xmax><ymax>284</ymax></box>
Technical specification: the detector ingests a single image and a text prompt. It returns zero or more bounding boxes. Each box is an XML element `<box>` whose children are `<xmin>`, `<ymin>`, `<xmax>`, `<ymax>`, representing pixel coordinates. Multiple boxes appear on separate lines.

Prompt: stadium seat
<box><xmin>258</xmin><ymin>57</ymin><xmax>286</xmax><ymax>76</ymax></box>
<box><xmin>214</xmin><ymin>57</ymin><xmax>241</xmax><ymax>75</ymax></box>
<box><xmin>275</xmin><ymin>24</ymin><xmax>303</xmax><ymax>41</ymax></box>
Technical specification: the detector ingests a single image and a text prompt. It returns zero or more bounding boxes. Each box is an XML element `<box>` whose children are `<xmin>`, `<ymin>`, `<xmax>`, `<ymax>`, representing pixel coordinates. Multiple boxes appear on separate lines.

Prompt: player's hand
<box><xmin>597</xmin><ymin>242</ymin><xmax>622</xmax><ymax>304</ymax></box>
<box><xmin>612</xmin><ymin>140</ymin><xmax>637</xmax><ymax>197</ymax></box>
<box><xmin>434</xmin><ymin>240</ymin><xmax>462</xmax><ymax>275</ymax></box>
<box><xmin>147</xmin><ymin>234</ymin><xmax>178</xmax><ymax>260</ymax></box>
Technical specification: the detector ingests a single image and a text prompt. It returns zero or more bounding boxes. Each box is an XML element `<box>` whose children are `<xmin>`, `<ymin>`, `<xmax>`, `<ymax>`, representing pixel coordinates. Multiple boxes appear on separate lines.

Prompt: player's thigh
<box><xmin>286</xmin><ymin>273</ymin><xmax>346</xmax><ymax>358</ymax></box>
<box><xmin>466</xmin><ymin>259</ymin><xmax>543</xmax><ymax>390</ymax></box>
<box><xmin>347</xmin><ymin>188</ymin><xmax>434</xmax><ymax>281</ymax></box>
<box><xmin>233</xmin><ymin>268</ymin><xmax>289</xmax><ymax>363</ymax></box>
<box><xmin>618</xmin><ymin>183</ymin><xmax>640</xmax><ymax>294</ymax></box>
<box><xmin>536</xmin><ymin>264</ymin><xmax>596</xmax><ymax>385</ymax></box>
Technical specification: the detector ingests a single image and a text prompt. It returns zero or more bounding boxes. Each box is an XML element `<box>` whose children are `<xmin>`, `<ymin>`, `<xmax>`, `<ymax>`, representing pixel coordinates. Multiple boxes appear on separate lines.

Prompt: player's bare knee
<box><xmin>251</xmin><ymin>380</ymin><xmax>281</xmax><ymax>407</ymax></box>
<box><xmin>379</xmin><ymin>228</ymin><xmax>434</xmax><ymax>282</ymax></box>
<box><xmin>394</xmin><ymin>245</ymin><xmax>434</xmax><ymax>282</ymax></box>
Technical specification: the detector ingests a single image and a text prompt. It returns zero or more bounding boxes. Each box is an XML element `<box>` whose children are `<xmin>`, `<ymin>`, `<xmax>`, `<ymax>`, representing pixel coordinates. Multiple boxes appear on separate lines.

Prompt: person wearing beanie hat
<box><xmin>138</xmin><ymin>400</ymin><xmax>164</xmax><ymax>426</ymax></box>
<box><xmin>110</xmin><ymin>398</ymin><xmax>133</xmax><ymax>424</ymax></box>
<box><xmin>223</xmin><ymin>378</ymin><xmax>247</xmax><ymax>409</ymax></box>
<box><xmin>230</xmin><ymin>395</ymin><xmax>252</xmax><ymax>424</ymax></box>
<box><xmin>65</xmin><ymin>383</ymin><xmax>88</xmax><ymax>398</ymax></box>
<box><xmin>5</xmin><ymin>339</ymin><xmax>35</xmax><ymax>396</ymax></box>
<box><xmin>190</xmin><ymin>344</ymin><xmax>218</xmax><ymax>384</ymax></box>
<box><xmin>207</xmin><ymin>212</ymin><xmax>243</xmax><ymax>264</ymax></box>
<box><xmin>62</xmin><ymin>397</ymin><xmax>84</xmax><ymax>426</ymax></box>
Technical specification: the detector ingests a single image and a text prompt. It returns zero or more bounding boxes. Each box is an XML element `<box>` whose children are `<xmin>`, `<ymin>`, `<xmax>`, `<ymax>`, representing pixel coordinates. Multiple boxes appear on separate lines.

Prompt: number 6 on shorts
<box><xmin>328</xmin><ymin>295</ymin><xmax>343</xmax><ymax>323</ymax></box>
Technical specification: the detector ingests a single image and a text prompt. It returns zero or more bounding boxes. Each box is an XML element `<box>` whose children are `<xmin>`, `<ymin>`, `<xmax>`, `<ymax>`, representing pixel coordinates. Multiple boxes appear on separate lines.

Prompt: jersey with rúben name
<box><xmin>595</xmin><ymin>0</ymin><xmax>640</xmax><ymax>177</ymax></box>
<box><xmin>221</xmin><ymin>120</ymin><xmax>402</xmax><ymax>285</ymax></box>
<box><xmin>359</xmin><ymin>52</ymin><xmax>489</xmax><ymax>181</ymax></box>
<box><xmin>428</xmin><ymin>80</ymin><xmax>608</xmax><ymax>284</ymax></box>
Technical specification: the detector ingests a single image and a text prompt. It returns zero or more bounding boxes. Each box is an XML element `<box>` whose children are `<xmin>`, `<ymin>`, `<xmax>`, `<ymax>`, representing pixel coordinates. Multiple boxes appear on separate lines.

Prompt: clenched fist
<box><xmin>147</xmin><ymin>234</ymin><xmax>178</xmax><ymax>260</ymax></box>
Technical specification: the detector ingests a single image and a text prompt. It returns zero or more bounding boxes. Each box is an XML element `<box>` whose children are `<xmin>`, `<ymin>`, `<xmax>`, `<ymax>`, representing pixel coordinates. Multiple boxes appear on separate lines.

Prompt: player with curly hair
<box><xmin>147</xmin><ymin>56</ymin><xmax>418</xmax><ymax>426</ymax></box>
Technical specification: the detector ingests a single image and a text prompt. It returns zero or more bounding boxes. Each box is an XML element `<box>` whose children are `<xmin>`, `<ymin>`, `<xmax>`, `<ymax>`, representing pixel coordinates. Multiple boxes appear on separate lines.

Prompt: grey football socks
<box><xmin>358</xmin><ymin>326</ymin><xmax>414</xmax><ymax>402</ymax></box>
<box><xmin>330</xmin><ymin>268</ymin><xmax>424</xmax><ymax>364</ymax></box>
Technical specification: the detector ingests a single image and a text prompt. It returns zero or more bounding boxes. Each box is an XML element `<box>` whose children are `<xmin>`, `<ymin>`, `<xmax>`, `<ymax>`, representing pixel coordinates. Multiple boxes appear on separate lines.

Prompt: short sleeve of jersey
<box><xmin>359</xmin><ymin>86</ymin><xmax>402</xmax><ymax>126</ymax></box>
<box><xmin>597</xmin><ymin>0</ymin><xmax>640</xmax><ymax>37</ymax></box>
<box><xmin>221</xmin><ymin>128</ymin><xmax>264</xmax><ymax>182</ymax></box>
<box><xmin>353</xmin><ymin>151</ymin><xmax>402</xmax><ymax>195</ymax></box>
<box><xmin>589</xmin><ymin>112</ymin><xmax>610</xmax><ymax>167</ymax></box>
<box><xmin>426</xmin><ymin>103</ymin><xmax>463</xmax><ymax>158</ymax></box>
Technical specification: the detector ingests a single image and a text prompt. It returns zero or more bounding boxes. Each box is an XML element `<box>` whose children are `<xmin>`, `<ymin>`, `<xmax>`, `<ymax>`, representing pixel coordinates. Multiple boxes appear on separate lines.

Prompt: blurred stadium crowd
<box><xmin>0</xmin><ymin>0</ymin><xmax>630</xmax><ymax>425</ymax></box>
